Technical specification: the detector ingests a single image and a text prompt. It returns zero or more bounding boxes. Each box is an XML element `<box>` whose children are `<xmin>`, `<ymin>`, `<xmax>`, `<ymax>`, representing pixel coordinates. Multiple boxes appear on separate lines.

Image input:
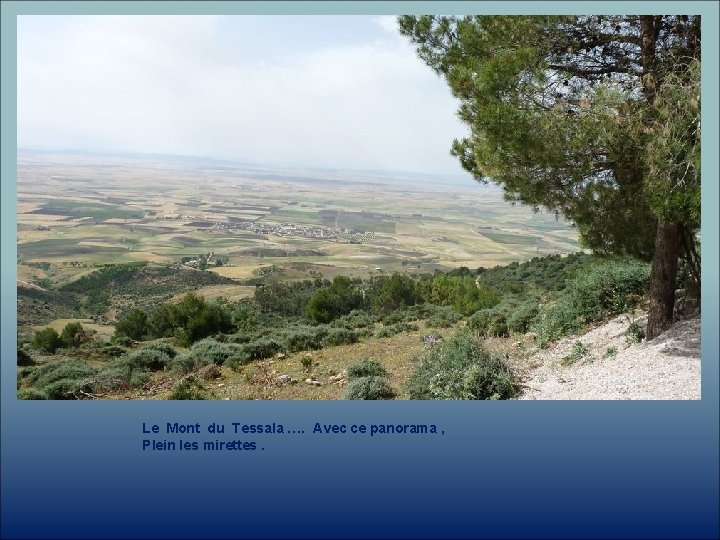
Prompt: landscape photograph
<box><xmin>16</xmin><ymin>14</ymin><xmax>701</xmax><ymax>400</ymax></box>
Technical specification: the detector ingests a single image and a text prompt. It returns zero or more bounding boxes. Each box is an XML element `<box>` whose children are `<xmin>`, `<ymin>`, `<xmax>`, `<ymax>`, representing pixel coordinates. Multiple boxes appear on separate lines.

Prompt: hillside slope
<box><xmin>518</xmin><ymin>313</ymin><xmax>700</xmax><ymax>400</ymax></box>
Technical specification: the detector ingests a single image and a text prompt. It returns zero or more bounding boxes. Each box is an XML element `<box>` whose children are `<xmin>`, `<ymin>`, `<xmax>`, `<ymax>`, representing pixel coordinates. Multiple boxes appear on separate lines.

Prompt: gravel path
<box><xmin>518</xmin><ymin>313</ymin><xmax>700</xmax><ymax>400</ymax></box>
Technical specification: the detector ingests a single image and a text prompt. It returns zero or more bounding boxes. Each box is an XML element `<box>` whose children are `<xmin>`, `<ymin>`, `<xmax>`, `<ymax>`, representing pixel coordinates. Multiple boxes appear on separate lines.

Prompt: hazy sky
<box><xmin>17</xmin><ymin>15</ymin><xmax>471</xmax><ymax>175</ymax></box>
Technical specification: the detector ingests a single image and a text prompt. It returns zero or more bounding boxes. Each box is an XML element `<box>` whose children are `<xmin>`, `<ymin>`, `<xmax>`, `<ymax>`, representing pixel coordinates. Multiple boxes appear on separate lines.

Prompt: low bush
<box><xmin>31</xmin><ymin>327</ymin><xmax>64</xmax><ymax>354</ymax></box>
<box><xmin>60</xmin><ymin>322</ymin><xmax>86</xmax><ymax>348</ymax></box>
<box><xmin>278</xmin><ymin>325</ymin><xmax>328</xmax><ymax>352</ymax></box>
<box><xmin>17</xmin><ymin>348</ymin><xmax>34</xmax><ymax>366</ymax></box>
<box><xmin>626</xmin><ymin>321</ymin><xmax>645</xmax><ymax>344</ymax></box>
<box><xmin>169</xmin><ymin>376</ymin><xmax>213</xmax><ymax>400</ymax></box>
<box><xmin>320</xmin><ymin>328</ymin><xmax>357</xmax><ymax>347</ymax></box>
<box><xmin>17</xmin><ymin>388</ymin><xmax>48</xmax><ymax>400</ymax></box>
<box><xmin>561</xmin><ymin>341</ymin><xmax>590</xmax><ymax>366</ymax></box>
<box><xmin>374</xmin><ymin>322</ymin><xmax>418</xmax><ymax>338</ymax></box>
<box><xmin>344</xmin><ymin>376</ymin><xmax>396</xmax><ymax>400</ymax></box>
<box><xmin>468</xmin><ymin>308</ymin><xmax>509</xmax><ymax>338</ymax></box>
<box><xmin>407</xmin><ymin>331</ymin><xmax>520</xmax><ymax>400</ymax></box>
<box><xmin>425</xmin><ymin>306</ymin><xmax>462</xmax><ymax>328</ymax></box>
<box><xmin>170</xmin><ymin>338</ymin><xmax>246</xmax><ymax>374</ymax></box>
<box><xmin>330</xmin><ymin>310</ymin><xmax>376</xmax><ymax>329</ymax></box>
<box><xmin>26</xmin><ymin>360</ymin><xmax>96</xmax><ymax>388</ymax></box>
<box><xmin>237</xmin><ymin>337</ymin><xmax>283</xmax><ymax>362</ymax></box>
<box><xmin>120</xmin><ymin>347</ymin><xmax>172</xmax><ymax>372</ymax></box>
<box><xmin>347</xmin><ymin>358</ymin><xmax>388</xmax><ymax>379</ymax></box>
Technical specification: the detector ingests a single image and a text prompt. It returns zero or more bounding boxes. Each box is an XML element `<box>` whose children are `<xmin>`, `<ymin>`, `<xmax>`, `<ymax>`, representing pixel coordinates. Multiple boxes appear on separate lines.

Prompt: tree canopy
<box><xmin>399</xmin><ymin>15</ymin><xmax>700</xmax><ymax>338</ymax></box>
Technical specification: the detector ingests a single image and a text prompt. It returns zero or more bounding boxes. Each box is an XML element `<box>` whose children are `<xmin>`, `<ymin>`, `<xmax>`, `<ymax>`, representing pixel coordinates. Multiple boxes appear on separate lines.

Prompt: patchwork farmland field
<box><xmin>17</xmin><ymin>150</ymin><xmax>580</xmax><ymax>295</ymax></box>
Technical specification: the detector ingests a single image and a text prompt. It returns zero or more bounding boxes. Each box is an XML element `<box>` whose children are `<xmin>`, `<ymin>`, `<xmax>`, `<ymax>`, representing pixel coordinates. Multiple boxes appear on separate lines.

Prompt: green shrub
<box><xmin>31</xmin><ymin>327</ymin><xmax>64</xmax><ymax>354</ymax></box>
<box><xmin>425</xmin><ymin>307</ymin><xmax>462</xmax><ymax>328</ymax></box>
<box><xmin>344</xmin><ymin>376</ymin><xmax>396</xmax><ymax>400</ymax></box>
<box><xmin>561</xmin><ymin>341</ymin><xmax>589</xmax><ymax>366</ymax></box>
<box><xmin>371</xmin><ymin>273</ymin><xmax>420</xmax><ymax>313</ymax></box>
<box><xmin>330</xmin><ymin>310</ymin><xmax>376</xmax><ymax>329</ymax></box>
<box><xmin>82</xmin><ymin>365</ymin><xmax>134</xmax><ymax>393</ymax></box>
<box><xmin>531</xmin><ymin>300</ymin><xmax>582</xmax><ymax>347</ymax></box>
<box><xmin>321</xmin><ymin>328</ymin><xmax>357</xmax><ymax>347</ymax></box>
<box><xmin>306</xmin><ymin>276</ymin><xmax>363</xmax><ymax>323</ymax></box>
<box><xmin>238</xmin><ymin>337</ymin><xmax>282</xmax><ymax>361</ymax></box>
<box><xmin>43</xmin><ymin>379</ymin><xmax>82</xmax><ymax>400</ymax></box>
<box><xmin>17</xmin><ymin>388</ymin><xmax>48</xmax><ymax>400</ymax></box>
<box><xmin>170</xmin><ymin>338</ymin><xmax>245</xmax><ymax>374</ymax></box>
<box><xmin>407</xmin><ymin>331</ymin><xmax>520</xmax><ymax>400</ymax></box>
<box><xmin>626</xmin><ymin>321</ymin><xmax>646</xmax><ymax>344</ymax></box>
<box><xmin>26</xmin><ymin>360</ymin><xmax>96</xmax><ymax>388</ymax></box>
<box><xmin>278</xmin><ymin>325</ymin><xmax>328</xmax><ymax>352</ymax></box>
<box><xmin>119</xmin><ymin>348</ymin><xmax>171</xmax><ymax>372</ymax></box>
<box><xmin>169</xmin><ymin>376</ymin><xmax>213</xmax><ymax>400</ymax></box>
<box><xmin>374</xmin><ymin>322</ymin><xmax>418</xmax><ymax>338</ymax></box>
<box><xmin>101</xmin><ymin>345</ymin><xmax>127</xmax><ymax>358</ymax></box>
<box><xmin>347</xmin><ymin>358</ymin><xmax>388</xmax><ymax>379</ymax></box>
<box><xmin>300</xmin><ymin>356</ymin><xmax>313</xmax><ymax>371</ymax></box>
<box><xmin>468</xmin><ymin>308</ymin><xmax>509</xmax><ymax>338</ymax></box>
<box><xmin>139</xmin><ymin>342</ymin><xmax>178</xmax><ymax>359</ymax></box>
<box><xmin>604</xmin><ymin>346</ymin><xmax>618</xmax><ymax>358</ymax></box>
<box><xmin>114</xmin><ymin>308</ymin><xmax>148</xmax><ymax>341</ymax></box>
<box><xmin>17</xmin><ymin>348</ymin><xmax>34</xmax><ymax>366</ymax></box>
<box><xmin>565</xmin><ymin>259</ymin><xmax>650</xmax><ymax>322</ymax></box>
<box><xmin>506</xmin><ymin>301</ymin><xmax>540</xmax><ymax>334</ymax></box>
<box><xmin>111</xmin><ymin>334</ymin><xmax>133</xmax><ymax>346</ymax></box>
<box><xmin>60</xmin><ymin>322</ymin><xmax>86</xmax><ymax>348</ymax></box>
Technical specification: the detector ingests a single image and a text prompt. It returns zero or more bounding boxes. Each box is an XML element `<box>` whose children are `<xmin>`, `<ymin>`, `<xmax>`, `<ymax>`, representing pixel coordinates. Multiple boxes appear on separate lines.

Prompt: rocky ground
<box><xmin>518</xmin><ymin>313</ymin><xmax>701</xmax><ymax>400</ymax></box>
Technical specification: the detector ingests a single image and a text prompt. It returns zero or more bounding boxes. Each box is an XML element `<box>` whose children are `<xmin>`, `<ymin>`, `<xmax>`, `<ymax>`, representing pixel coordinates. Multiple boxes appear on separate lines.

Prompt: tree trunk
<box><xmin>646</xmin><ymin>220</ymin><xmax>680</xmax><ymax>339</ymax></box>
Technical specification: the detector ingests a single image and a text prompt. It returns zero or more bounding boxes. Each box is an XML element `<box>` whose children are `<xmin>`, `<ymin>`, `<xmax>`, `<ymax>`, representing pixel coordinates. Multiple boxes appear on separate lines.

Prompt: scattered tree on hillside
<box><xmin>399</xmin><ymin>15</ymin><xmax>700</xmax><ymax>338</ymax></box>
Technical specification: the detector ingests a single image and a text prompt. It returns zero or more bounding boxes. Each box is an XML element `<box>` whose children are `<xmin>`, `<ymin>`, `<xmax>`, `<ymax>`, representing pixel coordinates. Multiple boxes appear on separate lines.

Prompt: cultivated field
<box><xmin>17</xmin><ymin>149</ymin><xmax>579</xmax><ymax>291</ymax></box>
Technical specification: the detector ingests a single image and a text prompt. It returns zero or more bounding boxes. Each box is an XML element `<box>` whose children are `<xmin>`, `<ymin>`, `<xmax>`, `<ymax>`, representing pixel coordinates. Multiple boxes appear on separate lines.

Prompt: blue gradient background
<box><xmin>2</xmin><ymin>2</ymin><xmax>718</xmax><ymax>539</ymax></box>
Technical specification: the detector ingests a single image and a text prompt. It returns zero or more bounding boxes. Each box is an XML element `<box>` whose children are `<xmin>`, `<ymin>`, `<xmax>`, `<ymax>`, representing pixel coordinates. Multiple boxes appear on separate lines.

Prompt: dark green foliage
<box><xmin>26</xmin><ymin>360</ymin><xmax>97</xmax><ymax>388</ymax></box>
<box><xmin>43</xmin><ymin>379</ymin><xmax>81</xmax><ymax>400</ymax></box>
<box><xmin>399</xmin><ymin>16</ymin><xmax>700</xmax><ymax>337</ymax></box>
<box><xmin>343</xmin><ymin>377</ymin><xmax>396</xmax><ymax>400</ymax></box>
<box><xmin>418</xmin><ymin>274</ymin><xmax>499</xmax><ymax>315</ymax></box>
<box><xmin>374</xmin><ymin>322</ymin><xmax>419</xmax><ymax>338</ymax></box>
<box><xmin>564</xmin><ymin>260</ymin><xmax>650</xmax><ymax>321</ymax></box>
<box><xmin>31</xmin><ymin>327</ymin><xmax>64</xmax><ymax>354</ymax></box>
<box><xmin>255</xmin><ymin>278</ymin><xmax>325</xmax><ymax>316</ymax></box>
<box><xmin>347</xmin><ymin>358</ymin><xmax>388</xmax><ymax>379</ymax></box>
<box><xmin>532</xmin><ymin>259</ymin><xmax>650</xmax><ymax>346</ymax></box>
<box><xmin>22</xmin><ymin>360</ymin><xmax>97</xmax><ymax>399</ymax></box>
<box><xmin>468</xmin><ymin>308</ymin><xmax>509</xmax><ymax>338</ymax></box>
<box><xmin>142</xmin><ymin>293</ymin><xmax>233</xmax><ymax>346</ymax></box>
<box><xmin>119</xmin><ymin>347</ymin><xmax>172</xmax><ymax>372</ymax></box>
<box><xmin>371</xmin><ymin>273</ymin><xmax>420</xmax><ymax>313</ymax></box>
<box><xmin>115</xmin><ymin>308</ymin><xmax>148</xmax><ymax>341</ymax></box>
<box><xmin>425</xmin><ymin>305</ymin><xmax>462</xmax><ymax>328</ymax></box>
<box><xmin>320</xmin><ymin>328</ymin><xmax>358</xmax><ymax>347</ymax></box>
<box><xmin>277</xmin><ymin>325</ymin><xmax>328</xmax><ymax>352</ymax></box>
<box><xmin>627</xmin><ymin>321</ymin><xmax>645</xmax><ymax>344</ymax></box>
<box><xmin>137</xmin><ymin>342</ymin><xmax>177</xmax><ymax>359</ymax></box>
<box><xmin>17</xmin><ymin>348</ymin><xmax>34</xmax><ymax>366</ymax></box>
<box><xmin>17</xmin><ymin>388</ymin><xmax>48</xmax><ymax>400</ymax></box>
<box><xmin>330</xmin><ymin>309</ymin><xmax>376</xmax><ymax>329</ymax></box>
<box><xmin>169</xmin><ymin>376</ymin><xmax>213</xmax><ymax>400</ymax></box>
<box><xmin>170</xmin><ymin>338</ymin><xmax>245</xmax><ymax>374</ymax></box>
<box><xmin>147</xmin><ymin>305</ymin><xmax>174</xmax><ymax>339</ymax></box>
<box><xmin>506</xmin><ymin>300</ymin><xmax>539</xmax><ymax>334</ymax></box>
<box><xmin>82</xmin><ymin>365</ymin><xmax>135</xmax><ymax>393</ymax></box>
<box><xmin>111</xmin><ymin>334</ymin><xmax>133</xmax><ymax>346</ymax></box>
<box><xmin>60</xmin><ymin>322</ymin><xmax>86</xmax><ymax>348</ymax></box>
<box><xmin>306</xmin><ymin>276</ymin><xmax>363</xmax><ymax>323</ymax></box>
<box><xmin>237</xmin><ymin>337</ymin><xmax>283</xmax><ymax>361</ymax></box>
<box><xmin>61</xmin><ymin>262</ymin><xmax>233</xmax><ymax>298</ymax></box>
<box><xmin>407</xmin><ymin>331</ymin><xmax>520</xmax><ymax>400</ymax></box>
<box><xmin>561</xmin><ymin>341</ymin><xmax>590</xmax><ymax>366</ymax></box>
